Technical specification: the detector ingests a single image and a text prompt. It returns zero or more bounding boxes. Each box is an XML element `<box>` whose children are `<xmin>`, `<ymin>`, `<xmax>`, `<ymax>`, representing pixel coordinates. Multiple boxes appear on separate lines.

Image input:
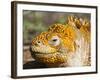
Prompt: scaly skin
<box><xmin>30</xmin><ymin>16</ymin><xmax>91</xmax><ymax>67</ymax></box>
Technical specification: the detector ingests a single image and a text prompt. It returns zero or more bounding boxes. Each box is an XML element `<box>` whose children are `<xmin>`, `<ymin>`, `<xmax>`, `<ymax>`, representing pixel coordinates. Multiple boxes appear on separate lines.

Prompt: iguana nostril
<box><xmin>32</xmin><ymin>40</ymin><xmax>41</xmax><ymax>46</ymax></box>
<box><xmin>34</xmin><ymin>41</ymin><xmax>41</xmax><ymax>46</ymax></box>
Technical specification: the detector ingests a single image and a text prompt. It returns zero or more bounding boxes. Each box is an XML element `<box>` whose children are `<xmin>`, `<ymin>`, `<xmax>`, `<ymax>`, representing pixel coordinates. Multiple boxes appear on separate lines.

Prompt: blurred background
<box><xmin>23</xmin><ymin>10</ymin><xmax>90</xmax><ymax>69</ymax></box>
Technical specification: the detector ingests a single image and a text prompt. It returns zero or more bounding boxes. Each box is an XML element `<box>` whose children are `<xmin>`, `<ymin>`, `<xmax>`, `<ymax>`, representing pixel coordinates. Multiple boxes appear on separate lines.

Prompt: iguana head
<box><xmin>30</xmin><ymin>24</ymin><xmax>76</xmax><ymax>67</ymax></box>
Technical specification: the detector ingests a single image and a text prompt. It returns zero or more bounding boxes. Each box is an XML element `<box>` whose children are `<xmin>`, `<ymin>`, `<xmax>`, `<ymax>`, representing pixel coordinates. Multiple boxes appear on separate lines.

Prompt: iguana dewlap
<box><xmin>30</xmin><ymin>16</ymin><xmax>90</xmax><ymax>67</ymax></box>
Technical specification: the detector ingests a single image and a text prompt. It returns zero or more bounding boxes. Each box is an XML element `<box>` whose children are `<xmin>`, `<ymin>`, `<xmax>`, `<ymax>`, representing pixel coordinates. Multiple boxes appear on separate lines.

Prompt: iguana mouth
<box><xmin>30</xmin><ymin>46</ymin><xmax>58</xmax><ymax>58</ymax></box>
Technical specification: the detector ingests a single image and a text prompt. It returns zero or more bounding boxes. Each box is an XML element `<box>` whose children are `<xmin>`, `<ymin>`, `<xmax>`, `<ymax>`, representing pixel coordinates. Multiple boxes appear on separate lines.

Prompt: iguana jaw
<box><xmin>30</xmin><ymin>49</ymin><xmax>68</xmax><ymax>67</ymax></box>
<box><xmin>31</xmin><ymin>45</ymin><xmax>57</xmax><ymax>54</ymax></box>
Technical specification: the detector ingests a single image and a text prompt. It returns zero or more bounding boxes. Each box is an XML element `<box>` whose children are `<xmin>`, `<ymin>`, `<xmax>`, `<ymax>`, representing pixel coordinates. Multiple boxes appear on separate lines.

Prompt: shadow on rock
<box><xmin>23</xmin><ymin>61</ymin><xmax>47</xmax><ymax>69</ymax></box>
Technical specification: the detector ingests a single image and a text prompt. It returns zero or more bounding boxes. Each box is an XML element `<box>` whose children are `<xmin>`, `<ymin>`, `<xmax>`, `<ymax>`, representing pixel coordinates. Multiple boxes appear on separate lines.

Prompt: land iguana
<box><xmin>30</xmin><ymin>16</ymin><xmax>91</xmax><ymax>67</ymax></box>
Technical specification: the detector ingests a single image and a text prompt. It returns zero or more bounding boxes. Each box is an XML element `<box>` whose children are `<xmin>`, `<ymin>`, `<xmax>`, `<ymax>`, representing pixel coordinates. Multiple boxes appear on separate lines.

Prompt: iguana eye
<box><xmin>37</xmin><ymin>41</ymin><xmax>41</xmax><ymax>43</ymax></box>
<box><xmin>49</xmin><ymin>36</ymin><xmax>60</xmax><ymax>46</ymax></box>
<box><xmin>52</xmin><ymin>39</ymin><xmax>58</xmax><ymax>42</ymax></box>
